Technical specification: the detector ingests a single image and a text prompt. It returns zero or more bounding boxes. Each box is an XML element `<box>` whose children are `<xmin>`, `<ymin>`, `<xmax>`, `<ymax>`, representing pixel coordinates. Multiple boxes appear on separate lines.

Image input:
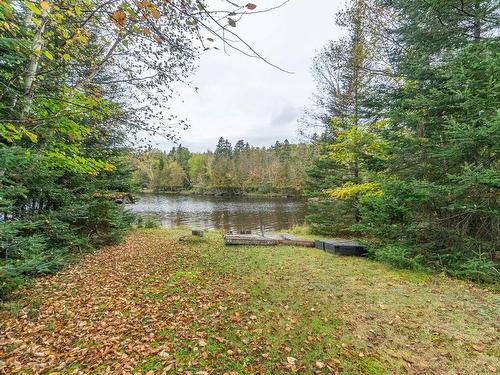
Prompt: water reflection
<box><xmin>126</xmin><ymin>193</ymin><xmax>307</xmax><ymax>232</ymax></box>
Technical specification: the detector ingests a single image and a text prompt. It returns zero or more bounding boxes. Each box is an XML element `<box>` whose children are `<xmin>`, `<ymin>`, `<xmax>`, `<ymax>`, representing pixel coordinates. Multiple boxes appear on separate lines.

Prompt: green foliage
<box><xmin>306</xmin><ymin>134</ymin><xmax>356</xmax><ymax>235</ymax></box>
<box><xmin>450</xmin><ymin>253</ymin><xmax>500</xmax><ymax>284</ymax></box>
<box><xmin>306</xmin><ymin>0</ymin><xmax>499</xmax><ymax>282</ymax></box>
<box><xmin>135</xmin><ymin>214</ymin><xmax>161</xmax><ymax>229</ymax></box>
<box><xmin>307</xmin><ymin>199</ymin><xmax>355</xmax><ymax>235</ymax></box>
<box><xmin>132</xmin><ymin>139</ymin><xmax>314</xmax><ymax>195</ymax></box>
<box><xmin>0</xmin><ymin>2</ymin><xmax>139</xmax><ymax>298</ymax></box>
<box><xmin>370</xmin><ymin>244</ymin><xmax>426</xmax><ymax>272</ymax></box>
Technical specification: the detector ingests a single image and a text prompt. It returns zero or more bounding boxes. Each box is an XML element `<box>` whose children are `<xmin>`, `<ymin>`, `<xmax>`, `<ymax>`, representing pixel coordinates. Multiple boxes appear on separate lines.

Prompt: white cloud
<box><xmin>152</xmin><ymin>0</ymin><xmax>344</xmax><ymax>152</ymax></box>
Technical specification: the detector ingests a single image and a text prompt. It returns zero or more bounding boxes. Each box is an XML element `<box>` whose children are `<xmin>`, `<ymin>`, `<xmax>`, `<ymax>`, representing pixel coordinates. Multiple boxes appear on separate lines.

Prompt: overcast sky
<box><xmin>153</xmin><ymin>0</ymin><xmax>344</xmax><ymax>152</ymax></box>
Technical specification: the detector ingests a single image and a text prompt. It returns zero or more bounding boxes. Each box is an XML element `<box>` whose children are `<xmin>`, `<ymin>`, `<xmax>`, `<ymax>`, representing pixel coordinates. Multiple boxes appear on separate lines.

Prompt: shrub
<box><xmin>136</xmin><ymin>214</ymin><xmax>160</xmax><ymax>228</ymax></box>
<box><xmin>449</xmin><ymin>253</ymin><xmax>500</xmax><ymax>284</ymax></box>
<box><xmin>307</xmin><ymin>199</ymin><xmax>355</xmax><ymax>236</ymax></box>
<box><xmin>371</xmin><ymin>244</ymin><xmax>427</xmax><ymax>271</ymax></box>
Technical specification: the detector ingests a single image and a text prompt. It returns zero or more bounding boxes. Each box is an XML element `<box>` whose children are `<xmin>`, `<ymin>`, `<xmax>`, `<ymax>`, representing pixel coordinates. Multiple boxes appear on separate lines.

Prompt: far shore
<box><xmin>137</xmin><ymin>188</ymin><xmax>306</xmax><ymax>199</ymax></box>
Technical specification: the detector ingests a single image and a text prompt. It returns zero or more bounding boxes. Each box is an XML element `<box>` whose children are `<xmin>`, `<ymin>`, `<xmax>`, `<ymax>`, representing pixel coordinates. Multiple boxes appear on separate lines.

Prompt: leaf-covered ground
<box><xmin>1</xmin><ymin>228</ymin><xmax>499</xmax><ymax>374</ymax></box>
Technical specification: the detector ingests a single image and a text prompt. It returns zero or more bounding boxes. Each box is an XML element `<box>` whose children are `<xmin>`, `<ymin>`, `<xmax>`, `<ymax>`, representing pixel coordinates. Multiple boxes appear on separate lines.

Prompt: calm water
<box><xmin>127</xmin><ymin>193</ymin><xmax>307</xmax><ymax>232</ymax></box>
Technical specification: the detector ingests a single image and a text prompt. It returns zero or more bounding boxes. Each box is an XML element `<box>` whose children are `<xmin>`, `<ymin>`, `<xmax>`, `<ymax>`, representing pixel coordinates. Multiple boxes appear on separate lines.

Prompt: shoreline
<box><xmin>137</xmin><ymin>189</ymin><xmax>306</xmax><ymax>199</ymax></box>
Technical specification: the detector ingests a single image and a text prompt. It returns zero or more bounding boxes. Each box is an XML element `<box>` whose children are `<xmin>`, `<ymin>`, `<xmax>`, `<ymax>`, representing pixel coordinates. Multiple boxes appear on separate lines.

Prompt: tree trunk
<box><xmin>21</xmin><ymin>7</ymin><xmax>50</xmax><ymax>121</ymax></box>
<box><xmin>473</xmin><ymin>0</ymin><xmax>481</xmax><ymax>42</ymax></box>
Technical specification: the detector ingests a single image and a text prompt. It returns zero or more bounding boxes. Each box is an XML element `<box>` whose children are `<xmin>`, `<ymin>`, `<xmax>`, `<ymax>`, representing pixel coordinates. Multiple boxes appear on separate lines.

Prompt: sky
<box><xmin>153</xmin><ymin>0</ymin><xmax>345</xmax><ymax>153</ymax></box>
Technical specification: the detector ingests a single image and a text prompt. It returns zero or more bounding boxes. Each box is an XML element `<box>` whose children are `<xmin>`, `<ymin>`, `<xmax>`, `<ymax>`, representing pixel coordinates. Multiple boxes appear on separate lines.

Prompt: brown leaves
<box><xmin>135</xmin><ymin>0</ymin><xmax>161</xmax><ymax>20</ymax></box>
<box><xmin>230</xmin><ymin>311</ymin><xmax>242</xmax><ymax>323</ymax></box>
<box><xmin>315</xmin><ymin>360</ymin><xmax>325</xmax><ymax>369</ymax></box>
<box><xmin>1</xmin><ymin>229</ymin><xmax>499</xmax><ymax>374</ymax></box>
<box><xmin>0</xmin><ymin>232</ymin><xmax>224</xmax><ymax>373</ymax></box>
<box><xmin>246</xmin><ymin>3</ymin><xmax>257</xmax><ymax>10</ymax></box>
<box><xmin>135</xmin><ymin>0</ymin><xmax>151</xmax><ymax>8</ymax></box>
<box><xmin>111</xmin><ymin>9</ymin><xmax>126</xmax><ymax>27</ymax></box>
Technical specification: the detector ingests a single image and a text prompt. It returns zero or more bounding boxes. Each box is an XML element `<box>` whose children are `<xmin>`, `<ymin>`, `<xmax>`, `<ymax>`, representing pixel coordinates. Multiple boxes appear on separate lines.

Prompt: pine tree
<box><xmin>355</xmin><ymin>0</ymin><xmax>500</xmax><ymax>281</ymax></box>
<box><xmin>305</xmin><ymin>0</ymin><xmax>384</xmax><ymax>234</ymax></box>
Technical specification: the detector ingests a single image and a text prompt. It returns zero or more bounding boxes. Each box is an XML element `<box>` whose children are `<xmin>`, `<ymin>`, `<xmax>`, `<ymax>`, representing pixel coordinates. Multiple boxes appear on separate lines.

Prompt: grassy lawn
<box><xmin>1</xmin><ymin>228</ymin><xmax>499</xmax><ymax>374</ymax></box>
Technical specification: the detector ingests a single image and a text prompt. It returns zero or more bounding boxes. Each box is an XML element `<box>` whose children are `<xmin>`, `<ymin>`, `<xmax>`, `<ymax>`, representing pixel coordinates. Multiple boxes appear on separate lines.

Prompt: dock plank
<box><xmin>223</xmin><ymin>234</ymin><xmax>362</xmax><ymax>253</ymax></box>
<box><xmin>223</xmin><ymin>233</ymin><xmax>314</xmax><ymax>247</ymax></box>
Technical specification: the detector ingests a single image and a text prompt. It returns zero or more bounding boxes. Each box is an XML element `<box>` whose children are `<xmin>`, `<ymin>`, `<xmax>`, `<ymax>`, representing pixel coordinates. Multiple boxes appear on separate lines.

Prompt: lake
<box><xmin>127</xmin><ymin>193</ymin><xmax>308</xmax><ymax>232</ymax></box>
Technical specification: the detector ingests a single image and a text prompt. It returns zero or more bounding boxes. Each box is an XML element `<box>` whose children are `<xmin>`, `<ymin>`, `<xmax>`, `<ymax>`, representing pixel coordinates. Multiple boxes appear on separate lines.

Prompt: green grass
<box><xmin>1</xmin><ymin>227</ymin><xmax>498</xmax><ymax>374</ymax></box>
<box><xmin>181</xmin><ymin>229</ymin><xmax>499</xmax><ymax>374</ymax></box>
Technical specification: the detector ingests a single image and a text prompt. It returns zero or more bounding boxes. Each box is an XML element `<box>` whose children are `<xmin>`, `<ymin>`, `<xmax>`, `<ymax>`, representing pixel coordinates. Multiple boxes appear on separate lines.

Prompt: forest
<box><xmin>302</xmin><ymin>0</ymin><xmax>499</xmax><ymax>283</ymax></box>
<box><xmin>132</xmin><ymin>138</ymin><xmax>314</xmax><ymax>196</ymax></box>
<box><xmin>0</xmin><ymin>0</ymin><xmax>498</xmax><ymax>297</ymax></box>
<box><xmin>0</xmin><ymin>0</ymin><xmax>269</xmax><ymax>297</ymax></box>
<box><xmin>0</xmin><ymin>0</ymin><xmax>499</xmax><ymax>373</ymax></box>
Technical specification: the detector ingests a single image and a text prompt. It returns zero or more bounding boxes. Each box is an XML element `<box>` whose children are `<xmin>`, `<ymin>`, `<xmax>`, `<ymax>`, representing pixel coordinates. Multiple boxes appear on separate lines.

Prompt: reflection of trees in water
<box><xmin>209</xmin><ymin>204</ymin><xmax>307</xmax><ymax>232</ymax></box>
<box><xmin>171</xmin><ymin>211</ymin><xmax>187</xmax><ymax>227</ymax></box>
<box><xmin>133</xmin><ymin>195</ymin><xmax>308</xmax><ymax>231</ymax></box>
<box><xmin>210</xmin><ymin>210</ymin><xmax>234</xmax><ymax>231</ymax></box>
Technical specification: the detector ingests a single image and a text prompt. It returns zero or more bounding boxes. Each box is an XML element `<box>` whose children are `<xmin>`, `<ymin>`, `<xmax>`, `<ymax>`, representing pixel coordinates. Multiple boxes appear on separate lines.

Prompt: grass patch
<box><xmin>1</xmin><ymin>228</ymin><xmax>498</xmax><ymax>374</ymax></box>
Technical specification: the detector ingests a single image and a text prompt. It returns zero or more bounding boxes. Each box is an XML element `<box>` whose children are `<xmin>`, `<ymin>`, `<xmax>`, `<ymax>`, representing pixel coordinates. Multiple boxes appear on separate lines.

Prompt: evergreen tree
<box><xmin>354</xmin><ymin>0</ymin><xmax>500</xmax><ymax>281</ymax></box>
<box><xmin>305</xmin><ymin>0</ymin><xmax>383</xmax><ymax>234</ymax></box>
<box><xmin>214</xmin><ymin>137</ymin><xmax>233</xmax><ymax>158</ymax></box>
<box><xmin>234</xmin><ymin>139</ymin><xmax>246</xmax><ymax>155</ymax></box>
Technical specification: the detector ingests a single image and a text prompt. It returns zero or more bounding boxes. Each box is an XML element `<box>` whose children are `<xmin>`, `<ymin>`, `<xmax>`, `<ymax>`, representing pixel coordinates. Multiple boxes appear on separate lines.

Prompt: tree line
<box><xmin>304</xmin><ymin>0</ymin><xmax>499</xmax><ymax>282</ymax></box>
<box><xmin>132</xmin><ymin>138</ymin><xmax>314</xmax><ymax>196</ymax></box>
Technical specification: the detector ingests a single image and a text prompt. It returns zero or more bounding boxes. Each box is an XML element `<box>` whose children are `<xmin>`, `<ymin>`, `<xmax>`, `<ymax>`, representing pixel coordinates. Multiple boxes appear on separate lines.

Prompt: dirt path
<box><xmin>1</xmin><ymin>229</ymin><xmax>499</xmax><ymax>374</ymax></box>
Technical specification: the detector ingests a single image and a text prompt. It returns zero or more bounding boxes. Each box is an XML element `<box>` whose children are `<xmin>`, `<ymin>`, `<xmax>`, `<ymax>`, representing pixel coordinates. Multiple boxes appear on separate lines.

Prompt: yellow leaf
<box><xmin>326</xmin><ymin>182</ymin><xmax>383</xmax><ymax>200</ymax></box>
<box><xmin>40</xmin><ymin>1</ymin><xmax>50</xmax><ymax>10</ymax></box>
<box><xmin>150</xmin><ymin>7</ymin><xmax>160</xmax><ymax>19</ymax></box>
<box><xmin>111</xmin><ymin>9</ymin><xmax>127</xmax><ymax>27</ymax></box>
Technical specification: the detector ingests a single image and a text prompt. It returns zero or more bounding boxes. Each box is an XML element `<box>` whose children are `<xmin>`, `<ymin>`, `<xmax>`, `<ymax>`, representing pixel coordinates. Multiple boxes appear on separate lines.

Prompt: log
<box><xmin>280</xmin><ymin>239</ymin><xmax>315</xmax><ymax>247</ymax></box>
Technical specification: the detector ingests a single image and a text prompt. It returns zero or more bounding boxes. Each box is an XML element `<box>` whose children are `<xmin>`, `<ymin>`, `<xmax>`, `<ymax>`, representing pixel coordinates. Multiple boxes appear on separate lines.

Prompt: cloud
<box><xmin>148</xmin><ymin>0</ymin><xmax>344</xmax><ymax>152</ymax></box>
<box><xmin>269</xmin><ymin>104</ymin><xmax>302</xmax><ymax>127</ymax></box>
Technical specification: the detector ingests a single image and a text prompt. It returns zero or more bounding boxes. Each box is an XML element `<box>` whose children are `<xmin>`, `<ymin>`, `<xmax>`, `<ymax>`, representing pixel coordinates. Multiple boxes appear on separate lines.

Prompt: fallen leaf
<box><xmin>287</xmin><ymin>356</ymin><xmax>297</xmax><ymax>365</ymax></box>
<box><xmin>316</xmin><ymin>361</ymin><xmax>325</xmax><ymax>369</ymax></box>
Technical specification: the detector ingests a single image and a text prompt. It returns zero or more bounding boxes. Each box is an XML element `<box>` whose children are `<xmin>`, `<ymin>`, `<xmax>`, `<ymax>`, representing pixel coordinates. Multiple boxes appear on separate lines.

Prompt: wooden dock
<box><xmin>223</xmin><ymin>232</ymin><xmax>366</xmax><ymax>255</ymax></box>
<box><xmin>223</xmin><ymin>233</ymin><xmax>315</xmax><ymax>247</ymax></box>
